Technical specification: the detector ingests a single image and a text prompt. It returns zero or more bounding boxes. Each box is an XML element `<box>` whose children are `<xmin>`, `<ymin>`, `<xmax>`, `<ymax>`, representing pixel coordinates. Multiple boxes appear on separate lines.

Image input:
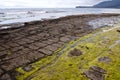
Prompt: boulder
<box><xmin>84</xmin><ymin>66</ymin><xmax>106</xmax><ymax>80</ymax></box>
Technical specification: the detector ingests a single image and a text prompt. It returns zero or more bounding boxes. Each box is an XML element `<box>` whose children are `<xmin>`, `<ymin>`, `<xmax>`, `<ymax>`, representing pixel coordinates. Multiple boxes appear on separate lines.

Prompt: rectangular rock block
<box><xmin>39</xmin><ymin>48</ymin><xmax>52</xmax><ymax>56</ymax></box>
<box><xmin>44</xmin><ymin>45</ymin><xmax>58</xmax><ymax>52</ymax></box>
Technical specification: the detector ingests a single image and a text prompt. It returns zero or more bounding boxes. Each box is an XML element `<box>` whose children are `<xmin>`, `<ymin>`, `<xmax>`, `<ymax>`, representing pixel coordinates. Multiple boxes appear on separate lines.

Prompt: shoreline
<box><xmin>0</xmin><ymin>13</ymin><xmax>120</xmax><ymax>80</ymax></box>
<box><xmin>1</xmin><ymin>8</ymin><xmax>120</xmax><ymax>25</ymax></box>
<box><xmin>0</xmin><ymin>13</ymin><xmax>120</xmax><ymax>31</ymax></box>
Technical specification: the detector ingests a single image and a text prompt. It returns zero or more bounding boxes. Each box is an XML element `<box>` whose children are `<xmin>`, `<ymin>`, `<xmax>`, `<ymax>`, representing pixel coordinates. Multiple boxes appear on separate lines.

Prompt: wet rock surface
<box><xmin>84</xmin><ymin>66</ymin><xmax>107</xmax><ymax>80</ymax></box>
<box><xmin>88</xmin><ymin>16</ymin><xmax>120</xmax><ymax>29</ymax></box>
<box><xmin>0</xmin><ymin>23</ymin><xmax>25</xmax><ymax>30</ymax></box>
<box><xmin>0</xmin><ymin>14</ymin><xmax>120</xmax><ymax>79</ymax></box>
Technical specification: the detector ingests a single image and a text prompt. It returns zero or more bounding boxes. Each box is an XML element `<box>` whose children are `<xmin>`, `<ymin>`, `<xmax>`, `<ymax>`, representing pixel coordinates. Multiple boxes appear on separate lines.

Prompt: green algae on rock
<box><xmin>16</xmin><ymin>23</ymin><xmax>120</xmax><ymax>80</ymax></box>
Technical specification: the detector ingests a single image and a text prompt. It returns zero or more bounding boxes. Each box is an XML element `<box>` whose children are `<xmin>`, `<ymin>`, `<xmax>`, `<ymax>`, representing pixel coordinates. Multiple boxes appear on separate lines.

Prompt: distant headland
<box><xmin>76</xmin><ymin>0</ymin><xmax>120</xmax><ymax>8</ymax></box>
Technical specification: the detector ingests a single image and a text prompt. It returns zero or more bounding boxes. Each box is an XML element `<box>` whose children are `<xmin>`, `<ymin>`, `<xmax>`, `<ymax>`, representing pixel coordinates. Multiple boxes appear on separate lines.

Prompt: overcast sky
<box><xmin>0</xmin><ymin>0</ymin><xmax>109</xmax><ymax>8</ymax></box>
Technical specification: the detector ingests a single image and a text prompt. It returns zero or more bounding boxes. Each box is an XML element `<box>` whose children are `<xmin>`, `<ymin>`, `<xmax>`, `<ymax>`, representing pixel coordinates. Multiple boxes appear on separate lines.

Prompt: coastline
<box><xmin>0</xmin><ymin>13</ymin><xmax>120</xmax><ymax>80</ymax></box>
<box><xmin>1</xmin><ymin>8</ymin><xmax>120</xmax><ymax>26</ymax></box>
<box><xmin>0</xmin><ymin>13</ymin><xmax>120</xmax><ymax>30</ymax></box>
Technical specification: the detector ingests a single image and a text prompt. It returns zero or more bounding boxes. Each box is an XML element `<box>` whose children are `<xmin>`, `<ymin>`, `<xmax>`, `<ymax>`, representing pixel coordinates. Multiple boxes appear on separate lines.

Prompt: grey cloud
<box><xmin>0</xmin><ymin>0</ymin><xmax>107</xmax><ymax>8</ymax></box>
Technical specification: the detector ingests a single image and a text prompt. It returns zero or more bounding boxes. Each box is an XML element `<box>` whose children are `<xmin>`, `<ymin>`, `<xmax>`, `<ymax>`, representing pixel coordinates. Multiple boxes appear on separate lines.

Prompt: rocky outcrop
<box><xmin>0</xmin><ymin>14</ymin><xmax>120</xmax><ymax>80</ymax></box>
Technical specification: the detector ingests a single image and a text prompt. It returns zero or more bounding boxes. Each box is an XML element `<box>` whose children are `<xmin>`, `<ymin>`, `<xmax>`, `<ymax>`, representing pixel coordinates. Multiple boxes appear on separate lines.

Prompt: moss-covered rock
<box><xmin>16</xmin><ymin>23</ymin><xmax>120</xmax><ymax>80</ymax></box>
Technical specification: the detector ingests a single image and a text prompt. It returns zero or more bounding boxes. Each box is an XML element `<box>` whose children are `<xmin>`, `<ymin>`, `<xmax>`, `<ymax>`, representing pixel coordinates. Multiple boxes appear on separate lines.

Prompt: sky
<box><xmin>0</xmin><ymin>0</ymin><xmax>109</xmax><ymax>8</ymax></box>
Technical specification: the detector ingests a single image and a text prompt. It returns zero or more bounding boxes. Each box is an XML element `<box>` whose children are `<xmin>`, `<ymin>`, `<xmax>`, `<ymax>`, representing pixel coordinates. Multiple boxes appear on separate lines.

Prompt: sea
<box><xmin>0</xmin><ymin>8</ymin><xmax>120</xmax><ymax>25</ymax></box>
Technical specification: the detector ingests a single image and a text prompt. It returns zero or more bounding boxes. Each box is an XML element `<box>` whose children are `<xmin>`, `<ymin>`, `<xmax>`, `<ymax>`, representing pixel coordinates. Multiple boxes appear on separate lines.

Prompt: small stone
<box><xmin>98</xmin><ymin>57</ymin><xmax>112</xmax><ymax>63</ymax></box>
<box><xmin>22</xmin><ymin>65</ymin><xmax>33</xmax><ymax>72</ymax></box>
<box><xmin>116</xmin><ymin>30</ymin><xmax>120</xmax><ymax>33</ymax></box>
<box><xmin>69</xmin><ymin>48</ymin><xmax>83</xmax><ymax>56</ymax></box>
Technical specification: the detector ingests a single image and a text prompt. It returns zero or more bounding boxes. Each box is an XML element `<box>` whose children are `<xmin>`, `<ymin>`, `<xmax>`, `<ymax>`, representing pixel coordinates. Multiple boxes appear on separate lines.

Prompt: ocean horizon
<box><xmin>0</xmin><ymin>8</ymin><xmax>120</xmax><ymax>25</ymax></box>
